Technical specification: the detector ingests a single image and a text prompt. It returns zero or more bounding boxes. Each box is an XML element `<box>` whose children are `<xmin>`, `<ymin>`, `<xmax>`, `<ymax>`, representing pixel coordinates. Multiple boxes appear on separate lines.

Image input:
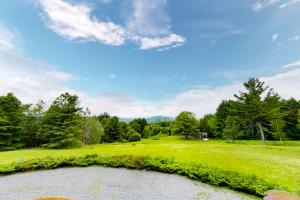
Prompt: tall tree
<box><xmin>175</xmin><ymin>111</ymin><xmax>197</xmax><ymax>139</ymax></box>
<box><xmin>199</xmin><ymin>114</ymin><xmax>217</xmax><ymax>138</ymax></box>
<box><xmin>21</xmin><ymin>100</ymin><xmax>45</xmax><ymax>148</ymax></box>
<box><xmin>41</xmin><ymin>93</ymin><xmax>82</xmax><ymax>149</ymax></box>
<box><xmin>103</xmin><ymin>116</ymin><xmax>122</xmax><ymax>143</ymax></box>
<box><xmin>282</xmin><ymin>99</ymin><xmax>300</xmax><ymax>140</ymax></box>
<box><xmin>0</xmin><ymin>93</ymin><xmax>24</xmax><ymax>151</ymax></box>
<box><xmin>223</xmin><ymin>116</ymin><xmax>241</xmax><ymax>141</ymax></box>
<box><xmin>234</xmin><ymin>78</ymin><xmax>280</xmax><ymax>144</ymax></box>
<box><xmin>297</xmin><ymin>109</ymin><xmax>300</xmax><ymax>130</ymax></box>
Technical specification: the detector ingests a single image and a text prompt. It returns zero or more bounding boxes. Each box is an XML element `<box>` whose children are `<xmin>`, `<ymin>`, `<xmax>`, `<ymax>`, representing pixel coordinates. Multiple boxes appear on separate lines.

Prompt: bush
<box><xmin>0</xmin><ymin>155</ymin><xmax>281</xmax><ymax>197</ymax></box>
<box><xmin>128</xmin><ymin>132</ymin><xmax>141</xmax><ymax>142</ymax></box>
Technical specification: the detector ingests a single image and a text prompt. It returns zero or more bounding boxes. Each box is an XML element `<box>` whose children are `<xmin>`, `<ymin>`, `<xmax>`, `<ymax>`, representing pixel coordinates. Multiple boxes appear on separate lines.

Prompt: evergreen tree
<box><xmin>199</xmin><ymin>114</ymin><xmax>217</xmax><ymax>138</ymax></box>
<box><xmin>21</xmin><ymin>100</ymin><xmax>45</xmax><ymax>148</ymax></box>
<box><xmin>282</xmin><ymin>99</ymin><xmax>300</xmax><ymax>140</ymax></box>
<box><xmin>41</xmin><ymin>93</ymin><xmax>82</xmax><ymax>149</ymax></box>
<box><xmin>223</xmin><ymin>116</ymin><xmax>241</xmax><ymax>141</ymax></box>
<box><xmin>103</xmin><ymin>116</ymin><xmax>122</xmax><ymax>142</ymax></box>
<box><xmin>0</xmin><ymin>93</ymin><xmax>24</xmax><ymax>151</ymax></box>
<box><xmin>234</xmin><ymin>78</ymin><xmax>281</xmax><ymax>144</ymax></box>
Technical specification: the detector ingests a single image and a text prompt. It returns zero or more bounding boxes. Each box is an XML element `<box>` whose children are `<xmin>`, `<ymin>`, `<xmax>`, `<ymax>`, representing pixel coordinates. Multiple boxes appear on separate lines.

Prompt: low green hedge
<box><xmin>0</xmin><ymin>154</ymin><xmax>281</xmax><ymax>197</ymax></box>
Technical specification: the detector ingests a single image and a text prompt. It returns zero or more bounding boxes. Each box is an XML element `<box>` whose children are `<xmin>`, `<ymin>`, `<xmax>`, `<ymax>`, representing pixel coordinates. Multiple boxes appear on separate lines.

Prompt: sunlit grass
<box><xmin>0</xmin><ymin>136</ymin><xmax>299</xmax><ymax>194</ymax></box>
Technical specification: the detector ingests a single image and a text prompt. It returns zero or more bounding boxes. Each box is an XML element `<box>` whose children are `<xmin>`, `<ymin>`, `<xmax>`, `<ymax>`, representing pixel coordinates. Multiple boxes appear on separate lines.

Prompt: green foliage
<box><xmin>97</xmin><ymin>112</ymin><xmax>110</xmax><ymax>127</ymax></box>
<box><xmin>82</xmin><ymin>115</ymin><xmax>104</xmax><ymax>144</ymax></box>
<box><xmin>0</xmin><ymin>155</ymin><xmax>280</xmax><ymax>197</ymax></box>
<box><xmin>129</xmin><ymin>118</ymin><xmax>148</xmax><ymax>136</ymax></box>
<box><xmin>297</xmin><ymin>109</ymin><xmax>300</xmax><ymax>130</ymax></box>
<box><xmin>199</xmin><ymin>114</ymin><xmax>217</xmax><ymax>138</ymax></box>
<box><xmin>223</xmin><ymin>116</ymin><xmax>241</xmax><ymax>141</ymax></box>
<box><xmin>175</xmin><ymin>111</ymin><xmax>197</xmax><ymax>139</ymax></box>
<box><xmin>103</xmin><ymin>116</ymin><xmax>122</xmax><ymax>143</ymax></box>
<box><xmin>21</xmin><ymin>100</ymin><xmax>45</xmax><ymax>148</ymax></box>
<box><xmin>128</xmin><ymin>132</ymin><xmax>141</xmax><ymax>142</ymax></box>
<box><xmin>0</xmin><ymin>93</ymin><xmax>24</xmax><ymax>151</ymax></box>
<box><xmin>41</xmin><ymin>93</ymin><xmax>82</xmax><ymax>149</ymax></box>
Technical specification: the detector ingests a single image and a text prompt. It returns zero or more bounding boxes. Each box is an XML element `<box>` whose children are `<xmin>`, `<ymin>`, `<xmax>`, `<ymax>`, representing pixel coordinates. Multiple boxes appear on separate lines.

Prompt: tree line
<box><xmin>0</xmin><ymin>78</ymin><xmax>299</xmax><ymax>151</ymax></box>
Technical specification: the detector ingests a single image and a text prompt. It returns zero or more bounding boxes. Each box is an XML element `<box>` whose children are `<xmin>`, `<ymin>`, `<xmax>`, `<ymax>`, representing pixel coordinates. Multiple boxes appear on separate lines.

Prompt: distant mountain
<box><xmin>120</xmin><ymin>116</ymin><xmax>174</xmax><ymax>123</ymax></box>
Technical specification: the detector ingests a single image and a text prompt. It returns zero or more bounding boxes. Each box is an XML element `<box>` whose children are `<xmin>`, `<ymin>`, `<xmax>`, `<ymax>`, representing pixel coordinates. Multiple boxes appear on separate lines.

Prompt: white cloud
<box><xmin>125</xmin><ymin>0</ymin><xmax>170</xmax><ymax>36</ymax></box>
<box><xmin>38</xmin><ymin>0</ymin><xmax>185</xmax><ymax>50</ymax></box>
<box><xmin>282</xmin><ymin>59</ymin><xmax>300</xmax><ymax>68</ymax></box>
<box><xmin>288</xmin><ymin>35</ymin><xmax>300</xmax><ymax>41</ymax></box>
<box><xmin>0</xmin><ymin>24</ymin><xmax>17</xmax><ymax>51</ymax></box>
<box><xmin>279</xmin><ymin>0</ymin><xmax>300</xmax><ymax>8</ymax></box>
<box><xmin>1</xmin><ymin>25</ymin><xmax>299</xmax><ymax>118</ymax></box>
<box><xmin>136</xmin><ymin>34</ymin><xmax>186</xmax><ymax>50</ymax></box>
<box><xmin>39</xmin><ymin>0</ymin><xmax>126</xmax><ymax>46</ymax></box>
<box><xmin>272</xmin><ymin>33</ymin><xmax>279</xmax><ymax>42</ymax></box>
<box><xmin>251</xmin><ymin>0</ymin><xmax>282</xmax><ymax>11</ymax></box>
<box><xmin>251</xmin><ymin>0</ymin><xmax>300</xmax><ymax>11</ymax></box>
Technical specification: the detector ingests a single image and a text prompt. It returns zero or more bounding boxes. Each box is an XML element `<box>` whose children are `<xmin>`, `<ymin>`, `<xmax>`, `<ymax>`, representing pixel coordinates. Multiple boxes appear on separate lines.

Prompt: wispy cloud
<box><xmin>0</xmin><ymin>24</ymin><xmax>18</xmax><ymax>51</ymax></box>
<box><xmin>279</xmin><ymin>0</ymin><xmax>300</xmax><ymax>8</ymax></box>
<box><xmin>272</xmin><ymin>33</ymin><xmax>279</xmax><ymax>42</ymax></box>
<box><xmin>251</xmin><ymin>0</ymin><xmax>300</xmax><ymax>11</ymax></box>
<box><xmin>125</xmin><ymin>0</ymin><xmax>170</xmax><ymax>36</ymax></box>
<box><xmin>288</xmin><ymin>35</ymin><xmax>300</xmax><ymax>41</ymax></box>
<box><xmin>38</xmin><ymin>0</ymin><xmax>185</xmax><ymax>50</ymax></box>
<box><xmin>282</xmin><ymin>59</ymin><xmax>300</xmax><ymax>68</ymax></box>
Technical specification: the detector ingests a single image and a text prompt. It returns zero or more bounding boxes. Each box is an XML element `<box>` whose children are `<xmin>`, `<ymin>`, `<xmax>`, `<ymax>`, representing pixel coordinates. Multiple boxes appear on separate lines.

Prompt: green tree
<box><xmin>199</xmin><ymin>114</ymin><xmax>217</xmax><ymax>138</ymax></box>
<box><xmin>41</xmin><ymin>93</ymin><xmax>82</xmax><ymax>149</ymax></box>
<box><xmin>21</xmin><ymin>100</ymin><xmax>45</xmax><ymax>148</ymax></box>
<box><xmin>282</xmin><ymin>99</ymin><xmax>300</xmax><ymax>140</ymax></box>
<box><xmin>0</xmin><ymin>93</ymin><xmax>24</xmax><ymax>151</ymax></box>
<box><xmin>270</xmin><ymin>118</ymin><xmax>286</xmax><ymax>143</ymax></box>
<box><xmin>297</xmin><ymin>109</ymin><xmax>300</xmax><ymax>130</ymax></box>
<box><xmin>81</xmin><ymin>108</ymin><xmax>104</xmax><ymax>144</ymax></box>
<box><xmin>103</xmin><ymin>116</ymin><xmax>122</xmax><ymax>143</ymax></box>
<box><xmin>175</xmin><ymin>111</ymin><xmax>197</xmax><ymax>139</ymax></box>
<box><xmin>215</xmin><ymin>100</ymin><xmax>238</xmax><ymax>138</ymax></box>
<box><xmin>234</xmin><ymin>78</ymin><xmax>280</xmax><ymax>144</ymax></box>
<box><xmin>223</xmin><ymin>116</ymin><xmax>241</xmax><ymax>141</ymax></box>
<box><xmin>129</xmin><ymin>118</ymin><xmax>148</xmax><ymax>137</ymax></box>
<box><xmin>97</xmin><ymin>112</ymin><xmax>110</xmax><ymax>127</ymax></box>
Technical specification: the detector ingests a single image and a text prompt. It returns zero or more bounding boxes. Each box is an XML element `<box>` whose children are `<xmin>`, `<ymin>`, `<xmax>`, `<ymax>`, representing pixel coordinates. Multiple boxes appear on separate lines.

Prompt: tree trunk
<box><xmin>257</xmin><ymin>121</ymin><xmax>266</xmax><ymax>145</ymax></box>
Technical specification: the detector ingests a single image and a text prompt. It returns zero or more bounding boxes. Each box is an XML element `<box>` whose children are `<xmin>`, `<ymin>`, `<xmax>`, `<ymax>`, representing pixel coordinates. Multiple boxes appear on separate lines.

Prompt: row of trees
<box><xmin>1</xmin><ymin>78</ymin><xmax>299</xmax><ymax>150</ymax></box>
<box><xmin>0</xmin><ymin>92</ymin><xmax>176</xmax><ymax>151</ymax></box>
<box><xmin>198</xmin><ymin>78</ymin><xmax>300</xmax><ymax>143</ymax></box>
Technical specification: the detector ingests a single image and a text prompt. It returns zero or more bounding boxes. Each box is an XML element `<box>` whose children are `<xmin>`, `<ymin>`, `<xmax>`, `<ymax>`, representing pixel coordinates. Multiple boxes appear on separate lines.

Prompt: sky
<box><xmin>0</xmin><ymin>0</ymin><xmax>300</xmax><ymax>118</ymax></box>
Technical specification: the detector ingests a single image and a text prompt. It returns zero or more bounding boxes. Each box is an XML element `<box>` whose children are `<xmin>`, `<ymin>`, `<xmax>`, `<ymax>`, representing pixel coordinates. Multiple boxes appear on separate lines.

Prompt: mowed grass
<box><xmin>0</xmin><ymin>136</ymin><xmax>299</xmax><ymax>194</ymax></box>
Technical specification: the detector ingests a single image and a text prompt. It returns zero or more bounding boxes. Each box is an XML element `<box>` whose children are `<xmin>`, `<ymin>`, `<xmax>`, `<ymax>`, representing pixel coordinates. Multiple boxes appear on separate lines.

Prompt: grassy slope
<box><xmin>0</xmin><ymin>136</ymin><xmax>299</xmax><ymax>194</ymax></box>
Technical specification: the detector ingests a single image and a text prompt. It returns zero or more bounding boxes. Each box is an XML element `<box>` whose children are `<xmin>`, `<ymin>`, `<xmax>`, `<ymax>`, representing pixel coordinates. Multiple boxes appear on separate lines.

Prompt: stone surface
<box><xmin>0</xmin><ymin>167</ymin><xmax>256</xmax><ymax>200</ymax></box>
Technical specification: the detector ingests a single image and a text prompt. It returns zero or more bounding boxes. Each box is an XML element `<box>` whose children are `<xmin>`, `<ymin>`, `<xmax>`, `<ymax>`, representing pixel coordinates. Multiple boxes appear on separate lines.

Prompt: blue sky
<box><xmin>0</xmin><ymin>0</ymin><xmax>300</xmax><ymax>117</ymax></box>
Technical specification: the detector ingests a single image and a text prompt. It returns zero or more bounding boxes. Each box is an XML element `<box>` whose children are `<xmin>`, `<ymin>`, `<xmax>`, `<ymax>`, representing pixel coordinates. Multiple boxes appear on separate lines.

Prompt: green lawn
<box><xmin>0</xmin><ymin>136</ymin><xmax>299</xmax><ymax>194</ymax></box>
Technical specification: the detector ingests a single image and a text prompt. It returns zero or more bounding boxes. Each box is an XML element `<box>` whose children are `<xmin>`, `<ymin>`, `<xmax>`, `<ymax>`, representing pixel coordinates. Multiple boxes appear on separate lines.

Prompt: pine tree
<box><xmin>41</xmin><ymin>93</ymin><xmax>82</xmax><ymax>149</ymax></box>
<box><xmin>103</xmin><ymin>116</ymin><xmax>122</xmax><ymax>142</ymax></box>
<box><xmin>234</xmin><ymin>78</ymin><xmax>281</xmax><ymax>144</ymax></box>
<box><xmin>0</xmin><ymin>93</ymin><xmax>24</xmax><ymax>151</ymax></box>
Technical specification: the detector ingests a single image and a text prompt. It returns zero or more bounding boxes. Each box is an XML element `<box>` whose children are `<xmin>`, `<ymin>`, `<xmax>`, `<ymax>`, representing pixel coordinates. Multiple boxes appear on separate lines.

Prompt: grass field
<box><xmin>0</xmin><ymin>136</ymin><xmax>299</xmax><ymax>195</ymax></box>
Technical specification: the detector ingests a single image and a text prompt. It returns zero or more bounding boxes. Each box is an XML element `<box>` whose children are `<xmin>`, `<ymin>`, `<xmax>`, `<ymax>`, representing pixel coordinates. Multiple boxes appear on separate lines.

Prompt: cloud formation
<box><xmin>38</xmin><ymin>0</ymin><xmax>185</xmax><ymax>50</ymax></box>
<box><xmin>1</xmin><ymin>25</ymin><xmax>299</xmax><ymax>118</ymax></box>
<box><xmin>251</xmin><ymin>0</ymin><xmax>300</xmax><ymax>11</ymax></box>
<box><xmin>282</xmin><ymin>59</ymin><xmax>300</xmax><ymax>68</ymax></box>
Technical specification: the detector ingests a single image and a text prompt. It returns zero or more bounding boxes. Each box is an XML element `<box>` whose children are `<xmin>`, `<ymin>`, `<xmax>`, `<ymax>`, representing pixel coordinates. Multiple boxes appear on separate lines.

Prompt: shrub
<box><xmin>128</xmin><ymin>132</ymin><xmax>141</xmax><ymax>142</ymax></box>
<box><xmin>0</xmin><ymin>155</ymin><xmax>281</xmax><ymax>197</ymax></box>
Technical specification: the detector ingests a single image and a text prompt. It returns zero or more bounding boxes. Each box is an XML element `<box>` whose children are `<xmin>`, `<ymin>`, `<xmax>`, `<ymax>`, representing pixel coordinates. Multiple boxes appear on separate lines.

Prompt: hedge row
<box><xmin>0</xmin><ymin>154</ymin><xmax>281</xmax><ymax>196</ymax></box>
